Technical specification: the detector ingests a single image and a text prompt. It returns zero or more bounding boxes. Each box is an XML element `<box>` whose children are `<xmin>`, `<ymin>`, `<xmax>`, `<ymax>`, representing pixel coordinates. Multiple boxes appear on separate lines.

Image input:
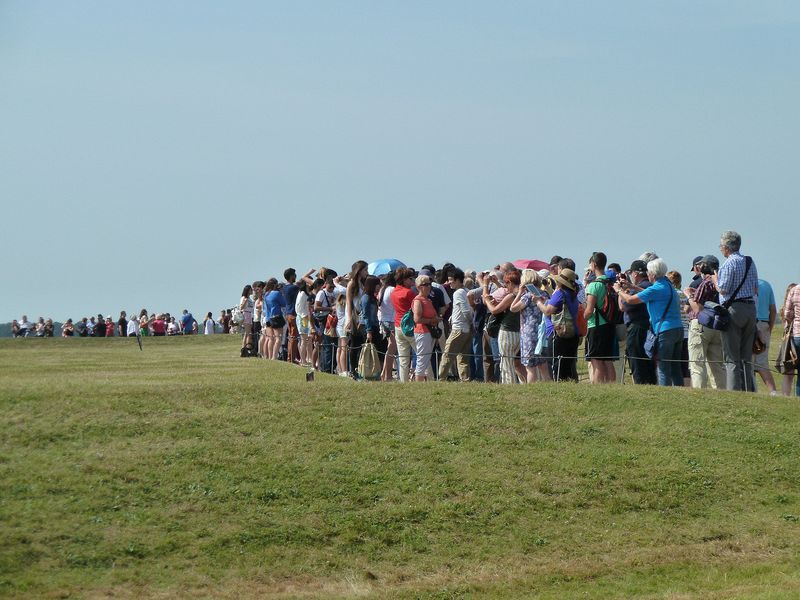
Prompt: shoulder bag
<box><xmin>644</xmin><ymin>289</ymin><xmax>675</xmax><ymax>359</ymax></box>
<box><xmin>775</xmin><ymin>326</ymin><xmax>799</xmax><ymax>374</ymax></box>
<box><xmin>700</xmin><ymin>257</ymin><xmax>752</xmax><ymax>331</ymax></box>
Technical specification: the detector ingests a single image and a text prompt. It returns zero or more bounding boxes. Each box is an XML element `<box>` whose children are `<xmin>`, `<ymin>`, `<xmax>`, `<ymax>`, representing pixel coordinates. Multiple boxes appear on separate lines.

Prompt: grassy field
<box><xmin>1</xmin><ymin>335</ymin><xmax>799</xmax><ymax>599</ymax></box>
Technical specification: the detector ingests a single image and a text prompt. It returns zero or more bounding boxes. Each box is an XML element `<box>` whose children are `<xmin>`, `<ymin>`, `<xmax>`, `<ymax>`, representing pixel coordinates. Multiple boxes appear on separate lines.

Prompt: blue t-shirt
<box><xmin>283</xmin><ymin>283</ymin><xmax>299</xmax><ymax>316</ymax></box>
<box><xmin>634</xmin><ymin>278</ymin><xmax>682</xmax><ymax>333</ymax></box>
<box><xmin>180</xmin><ymin>313</ymin><xmax>195</xmax><ymax>333</ymax></box>
<box><xmin>545</xmin><ymin>288</ymin><xmax>579</xmax><ymax>337</ymax></box>
<box><xmin>756</xmin><ymin>279</ymin><xmax>775</xmax><ymax>322</ymax></box>
<box><xmin>264</xmin><ymin>290</ymin><xmax>287</xmax><ymax>318</ymax></box>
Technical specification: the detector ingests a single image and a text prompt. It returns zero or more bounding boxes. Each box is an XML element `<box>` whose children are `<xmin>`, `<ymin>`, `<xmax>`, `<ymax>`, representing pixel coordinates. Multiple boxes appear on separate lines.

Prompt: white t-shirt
<box><xmin>126</xmin><ymin>319</ymin><xmax>138</xmax><ymax>336</ymax></box>
<box><xmin>204</xmin><ymin>319</ymin><xmax>215</xmax><ymax>335</ymax></box>
<box><xmin>295</xmin><ymin>290</ymin><xmax>310</xmax><ymax>318</ymax></box>
<box><xmin>315</xmin><ymin>289</ymin><xmax>335</xmax><ymax>311</ymax></box>
<box><xmin>450</xmin><ymin>287</ymin><xmax>474</xmax><ymax>332</ymax></box>
<box><xmin>379</xmin><ymin>286</ymin><xmax>396</xmax><ymax>323</ymax></box>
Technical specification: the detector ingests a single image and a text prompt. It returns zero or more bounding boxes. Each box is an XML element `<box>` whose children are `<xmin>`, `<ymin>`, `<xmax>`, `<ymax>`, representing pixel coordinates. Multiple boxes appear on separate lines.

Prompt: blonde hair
<box><xmin>665</xmin><ymin>270</ymin><xmax>682</xmax><ymax>289</ymax></box>
<box><xmin>415</xmin><ymin>275</ymin><xmax>431</xmax><ymax>288</ymax></box>
<box><xmin>520</xmin><ymin>269</ymin><xmax>541</xmax><ymax>288</ymax></box>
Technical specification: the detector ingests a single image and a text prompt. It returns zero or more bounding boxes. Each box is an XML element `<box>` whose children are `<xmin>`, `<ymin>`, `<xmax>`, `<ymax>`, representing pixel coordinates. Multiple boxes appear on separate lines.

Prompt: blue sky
<box><xmin>1</xmin><ymin>1</ymin><xmax>798</xmax><ymax>321</ymax></box>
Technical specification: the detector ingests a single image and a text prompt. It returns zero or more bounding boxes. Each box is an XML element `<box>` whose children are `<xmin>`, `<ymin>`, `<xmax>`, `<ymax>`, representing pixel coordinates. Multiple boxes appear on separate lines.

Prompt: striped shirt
<box><xmin>785</xmin><ymin>285</ymin><xmax>800</xmax><ymax>334</ymax></box>
<box><xmin>717</xmin><ymin>252</ymin><xmax>758</xmax><ymax>304</ymax></box>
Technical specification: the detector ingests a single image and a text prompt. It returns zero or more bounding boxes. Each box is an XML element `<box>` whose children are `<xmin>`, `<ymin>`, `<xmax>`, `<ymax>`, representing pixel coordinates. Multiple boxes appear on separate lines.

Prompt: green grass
<box><xmin>1</xmin><ymin>335</ymin><xmax>799</xmax><ymax>599</ymax></box>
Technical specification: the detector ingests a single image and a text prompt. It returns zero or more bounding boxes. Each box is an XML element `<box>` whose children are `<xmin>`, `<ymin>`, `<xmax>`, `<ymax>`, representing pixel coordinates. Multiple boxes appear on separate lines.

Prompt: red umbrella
<box><xmin>513</xmin><ymin>259</ymin><xmax>550</xmax><ymax>271</ymax></box>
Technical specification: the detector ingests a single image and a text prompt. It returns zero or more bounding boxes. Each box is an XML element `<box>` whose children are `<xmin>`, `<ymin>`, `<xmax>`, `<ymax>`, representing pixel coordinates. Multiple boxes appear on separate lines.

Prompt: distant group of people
<box><xmin>12</xmin><ymin>309</ymin><xmax>232</xmax><ymax>338</ymax></box>
<box><xmin>235</xmin><ymin>231</ymin><xmax>799</xmax><ymax>396</ymax></box>
<box><xmin>10</xmin><ymin>316</ymin><xmax>55</xmax><ymax>338</ymax></box>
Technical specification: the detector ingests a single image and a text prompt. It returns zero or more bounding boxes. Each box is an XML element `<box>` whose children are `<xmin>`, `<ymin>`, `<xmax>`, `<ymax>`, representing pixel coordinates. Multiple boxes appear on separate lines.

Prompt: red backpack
<box><xmin>595</xmin><ymin>278</ymin><xmax>624</xmax><ymax>325</ymax></box>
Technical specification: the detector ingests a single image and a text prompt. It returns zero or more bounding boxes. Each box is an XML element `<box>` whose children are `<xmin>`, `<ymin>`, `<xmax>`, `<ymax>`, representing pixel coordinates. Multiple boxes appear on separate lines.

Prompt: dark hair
<box><xmin>421</xmin><ymin>264</ymin><xmax>436</xmax><ymax>274</ymax></box>
<box><xmin>283</xmin><ymin>268</ymin><xmax>296</xmax><ymax>282</ymax></box>
<box><xmin>383</xmin><ymin>271</ymin><xmax>397</xmax><ymax>286</ymax></box>
<box><xmin>608</xmin><ymin>263</ymin><xmax>621</xmax><ymax>273</ymax></box>
<box><xmin>264</xmin><ymin>278</ymin><xmax>278</xmax><ymax>292</ymax></box>
<box><xmin>395</xmin><ymin>267</ymin><xmax>415</xmax><ymax>286</ymax></box>
<box><xmin>558</xmin><ymin>257</ymin><xmax>575</xmax><ymax>271</ymax></box>
<box><xmin>241</xmin><ymin>284</ymin><xmax>252</xmax><ymax>297</ymax></box>
<box><xmin>350</xmin><ymin>260</ymin><xmax>368</xmax><ymax>281</ymax></box>
<box><xmin>549</xmin><ymin>255</ymin><xmax>563</xmax><ymax>266</ymax></box>
<box><xmin>590</xmin><ymin>252</ymin><xmax>607</xmax><ymax>270</ymax></box>
<box><xmin>297</xmin><ymin>279</ymin><xmax>309</xmax><ymax>295</ymax></box>
<box><xmin>449</xmin><ymin>268</ymin><xmax>465</xmax><ymax>283</ymax></box>
<box><xmin>364</xmin><ymin>275</ymin><xmax>380</xmax><ymax>296</ymax></box>
<box><xmin>312</xmin><ymin>277</ymin><xmax>324</xmax><ymax>290</ymax></box>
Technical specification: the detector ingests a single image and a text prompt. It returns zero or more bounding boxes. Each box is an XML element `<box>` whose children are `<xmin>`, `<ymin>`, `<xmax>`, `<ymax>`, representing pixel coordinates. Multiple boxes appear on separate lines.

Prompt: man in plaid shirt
<box><xmin>712</xmin><ymin>230</ymin><xmax>759</xmax><ymax>392</ymax></box>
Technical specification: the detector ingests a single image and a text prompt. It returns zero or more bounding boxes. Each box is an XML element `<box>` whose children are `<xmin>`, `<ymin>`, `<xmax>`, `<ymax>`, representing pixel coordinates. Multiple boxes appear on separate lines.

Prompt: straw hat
<box><xmin>552</xmin><ymin>268</ymin><xmax>578</xmax><ymax>291</ymax></box>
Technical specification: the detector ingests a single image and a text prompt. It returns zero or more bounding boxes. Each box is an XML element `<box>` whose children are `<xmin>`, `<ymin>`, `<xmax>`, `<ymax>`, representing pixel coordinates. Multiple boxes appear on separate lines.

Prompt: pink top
<box><xmin>784</xmin><ymin>285</ymin><xmax>800</xmax><ymax>335</ymax></box>
<box><xmin>413</xmin><ymin>296</ymin><xmax>436</xmax><ymax>334</ymax></box>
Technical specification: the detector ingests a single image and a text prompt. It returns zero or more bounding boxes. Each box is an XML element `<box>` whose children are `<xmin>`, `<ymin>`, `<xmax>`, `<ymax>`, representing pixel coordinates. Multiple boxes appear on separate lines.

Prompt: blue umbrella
<box><xmin>367</xmin><ymin>258</ymin><xmax>406</xmax><ymax>276</ymax></box>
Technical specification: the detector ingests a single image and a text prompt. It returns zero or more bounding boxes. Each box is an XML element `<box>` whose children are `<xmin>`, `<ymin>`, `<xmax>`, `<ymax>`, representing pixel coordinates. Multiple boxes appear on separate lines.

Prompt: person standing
<box><xmin>126</xmin><ymin>314</ymin><xmax>138</xmax><ymax>337</ymax></box>
<box><xmin>780</xmin><ymin>283</ymin><xmax>800</xmax><ymax>397</ymax></box>
<box><xmin>438</xmin><ymin>268</ymin><xmax>473</xmax><ymax>382</ymax></box>
<box><xmin>536</xmin><ymin>268</ymin><xmax>581</xmax><ymax>382</ymax></box>
<box><xmin>412</xmin><ymin>275</ymin><xmax>440</xmax><ymax>382</ymax></box>
<box><xmin>615</xmin><ymin>259</ymin><xmax>684</xmax><ymax>386</ymax></box>
<box><xmin>584</xmin><ymin>252</ymin><xmax>617</xmax><ymax>383</ymax></box>
<box><xmin>314</xmin><ymin>275</ymin><xmax>338</xmax><ymax>373</ymax></box>
<box><xmin>94</xmin><ymin>314</ymin><xmax>106</xmax><ymax>337</ymax></box>
<box><xmin>753</xmin><ymin>278</ymin><xmax>778</xmax><ymax>394</ymax></box>
<box><xmin>117</xmin><ymin>311</ymin><xmax>128</xmax><ymax>337</ymax></box>
<box><xmin>203</xmin><ymin>312</ymin><xmax>216</xmax><ymax>335</ymax></box>
<box><xmin>712</xmin><ymin>231</ymin><xmax>759</xmax><ymax>392</ymax></box>
<box><xmin>685</xmin><ymin>255</ymin><xmax>726</xmax><ymax>389</ymax></box>
<box><xmin>180</xmin><ymin>309</ymin><xmax>197</xmax><ymax>335</ymax></box>
<box><xmin>283</xmin><ymin>268</ymin><xmax>301</xmax><ymax>364</ymax></box>
<box><xmin>390</xmin><ymin>268</ymin><xmax>418</xmax><ymax>382</ymax></box>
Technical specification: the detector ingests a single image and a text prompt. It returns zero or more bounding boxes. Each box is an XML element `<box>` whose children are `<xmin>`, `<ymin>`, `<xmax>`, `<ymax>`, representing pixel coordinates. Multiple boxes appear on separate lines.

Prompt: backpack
<box><xmin>594</xmin><ymin>278</ymin><xmax>623</xmax><ymax>325</ymax></box>
<box><xmin>400</xmin><ymin>309</ymin><xmax>415</xmax><ymax>337</ymax></box>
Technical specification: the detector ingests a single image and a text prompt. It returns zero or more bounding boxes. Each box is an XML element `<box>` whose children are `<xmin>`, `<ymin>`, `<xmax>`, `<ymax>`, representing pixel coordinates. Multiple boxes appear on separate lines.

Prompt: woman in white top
<box><xmin>378</xmin><ymin>272</ymin><xmax>397</xmax><ymax>381</ymax></box>
<box><xmin>294</xmin><ymin>280</ymin><xmax>312</xmax><ymax>366</ymax></box>
<box><xmin>239</xmin><ymin>284</ymin><xmax>254</xmax><ymax>357</ymax></box>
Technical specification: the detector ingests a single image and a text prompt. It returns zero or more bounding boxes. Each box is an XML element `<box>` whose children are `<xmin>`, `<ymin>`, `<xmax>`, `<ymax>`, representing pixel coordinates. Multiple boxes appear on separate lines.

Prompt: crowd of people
<box><xmin>11</xmin><ymin>310</ymin><xmax>230</xmax><ymax>338</ymax></box>
<box><xmin>234</xmin><ymin>232</ymin><xmax>800</xmax><ymax>396</ymax></box>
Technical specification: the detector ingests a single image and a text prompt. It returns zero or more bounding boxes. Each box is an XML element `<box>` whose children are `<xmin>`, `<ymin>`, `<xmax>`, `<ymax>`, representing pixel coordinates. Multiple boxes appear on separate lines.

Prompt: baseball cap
<box><xmin>629</xmin><ymin>260</ymin><xmax>647</xmax><ymax>274</ymax></box>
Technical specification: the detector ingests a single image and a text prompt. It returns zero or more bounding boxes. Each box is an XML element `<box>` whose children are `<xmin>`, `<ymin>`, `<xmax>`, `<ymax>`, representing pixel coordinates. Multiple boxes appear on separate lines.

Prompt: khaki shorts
<box><xmin>753</xmin><ymin>321</ymin><xmax>771</xmax><ymax>370</ymax></box>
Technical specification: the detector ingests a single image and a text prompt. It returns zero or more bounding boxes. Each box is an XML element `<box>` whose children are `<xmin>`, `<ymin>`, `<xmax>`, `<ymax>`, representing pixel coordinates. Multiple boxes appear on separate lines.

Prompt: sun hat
<box><xmin>553</xmin><ymin>268</ymin><xmax>577</xmax><ymax>291</ymax></box>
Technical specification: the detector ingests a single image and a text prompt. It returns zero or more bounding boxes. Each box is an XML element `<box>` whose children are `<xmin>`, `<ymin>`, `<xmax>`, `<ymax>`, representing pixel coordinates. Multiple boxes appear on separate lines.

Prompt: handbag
<box><xmin>323</xmin><ymin>313</ymin><xmax>338</xmax><ymax>337</ymax></box>
<box><xmin>429</xmin><ymin>325</ymin><xmax>443</xmax><ymax>339</ymax></box>
<box><xmin>775</xmin><ymin>327</ymin><xmax>798</xmax><ymax>374</ymax></box>
<box><xmin>697</xmin><ymin>301</ymin><xmax>731</xmax><ymax>331</ymax></box>
<box><xmin>485</xmin><ymin>311</ymin><xmax>505</xmax><ymax>338</ymax></box>
<box><xmin>357</xmin><ymin>342</ymin><xmax>382</xmax><ymax>380</ymax></box>
<box><xmin>644</xmin><ymin>289</ymin><xmax>675</xmax><ymax>359</ymax></box>
<box><xmin>552</xmin><ymin>302</ymin><xmax>576</xmax><ymax>339</ymax></box>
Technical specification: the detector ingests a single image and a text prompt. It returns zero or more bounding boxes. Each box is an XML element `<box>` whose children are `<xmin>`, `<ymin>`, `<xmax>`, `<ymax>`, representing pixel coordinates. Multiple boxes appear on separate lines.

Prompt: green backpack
<box><xmin>400</xmin><ymin>308</ymin><xmax>415</xmax><ymax>337</ymax></box>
